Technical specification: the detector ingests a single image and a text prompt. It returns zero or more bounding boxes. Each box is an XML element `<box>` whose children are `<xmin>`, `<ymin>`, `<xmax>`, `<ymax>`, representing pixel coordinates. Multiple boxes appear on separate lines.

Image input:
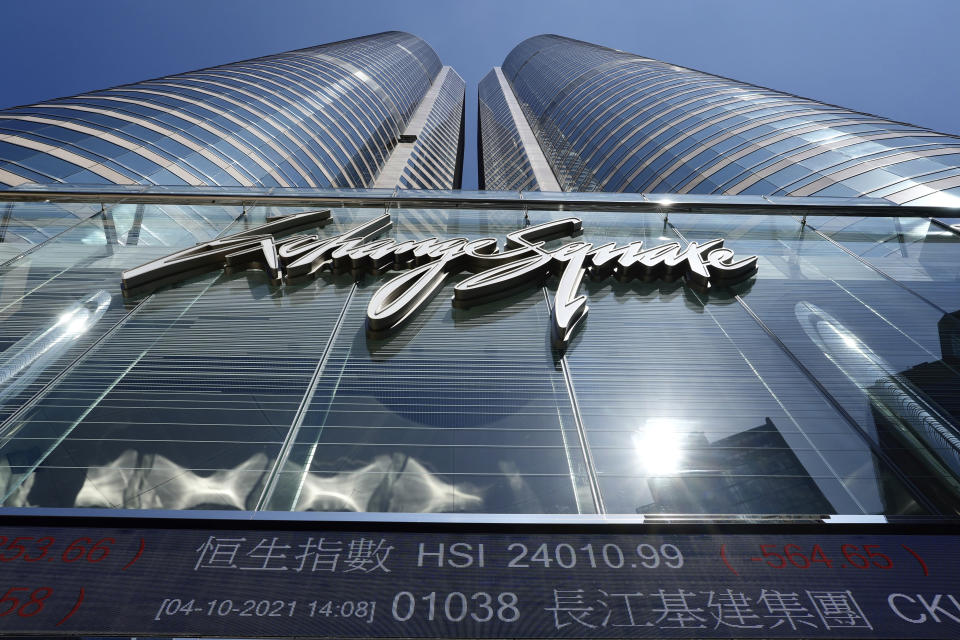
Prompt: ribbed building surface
<box><xmin>373</xmin><ymin>66</ymin><xmax>466</xmax><ymax>189</ymax></box>
<box><xmin>477</xmin><ymin>68</ymin><xmax>562</xmax><ymax>191</ymax></box>
<box><xmin>0</xmin><ymin>31</ymin><xmax>465</xmax><ymax>190</ymax></box>
<box><xmin>478</xmin><ymin>70</ymin><xmax>537</xmax><ymax>191</ymax></box>
<box><xmin>483</xmin><ymin>34</ymin><xmax>960</xmax><ymax>205</ymax></box>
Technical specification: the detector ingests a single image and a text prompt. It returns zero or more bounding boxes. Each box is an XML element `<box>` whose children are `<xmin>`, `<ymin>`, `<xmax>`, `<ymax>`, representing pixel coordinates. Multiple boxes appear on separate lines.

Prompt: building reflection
<box><xmin>636</xmin><ymin>418</ymin><xmax>834</xmax><ymax>514</ymax></box>
<box><xmin>797</xmin><ymin>302</ymin><xmax>960</xmax><ymax>511</ymax></box>
<box><xmin>870</xmin><ymin>309</ymin><xmax>960</xmax><ymax>512</ymax></box>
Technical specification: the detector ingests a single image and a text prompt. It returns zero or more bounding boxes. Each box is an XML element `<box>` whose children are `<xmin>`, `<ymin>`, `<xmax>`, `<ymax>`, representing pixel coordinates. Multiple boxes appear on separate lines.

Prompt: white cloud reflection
<box><xmin>295</xmin><ymin>453</ymin><xmax>483</xmax><ymax>513</ymax></box>
<box><xmin>28</xmin><ymin>450</ymin><xmax>484</xmax><ymax>513</ymax></box>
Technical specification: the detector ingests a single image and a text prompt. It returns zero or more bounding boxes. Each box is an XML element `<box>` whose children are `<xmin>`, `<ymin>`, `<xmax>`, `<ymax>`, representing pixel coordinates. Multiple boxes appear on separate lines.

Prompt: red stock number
<box><xmin>754</xmin><ymin>543</ymin><xmax>893</xmax><ymax>570</ymax></box>
<box><xmin>0</xmin><ymin>536</ymin><xmax>114</xmax><ymax>563</ymax></box>
<box><xmin>0</xmin><ymin>587</ymin><xmax>53</xmax><ymax>617</ymax></box>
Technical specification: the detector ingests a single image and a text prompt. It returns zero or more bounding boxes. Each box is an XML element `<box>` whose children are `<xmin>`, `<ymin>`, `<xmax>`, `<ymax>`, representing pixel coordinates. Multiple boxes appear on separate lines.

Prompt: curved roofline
<box><xmin>502</xmin><ymin>34</ymin><xmax>625</xmax><ymax>67</ymax></box>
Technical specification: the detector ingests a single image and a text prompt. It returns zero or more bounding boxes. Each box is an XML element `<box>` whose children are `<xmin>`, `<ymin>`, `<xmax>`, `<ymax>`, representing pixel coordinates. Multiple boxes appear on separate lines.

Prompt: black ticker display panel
<box><xmin>1</xmin><ymin>518</ymin><xmax>959</xmax><ymax>638</ymax></box>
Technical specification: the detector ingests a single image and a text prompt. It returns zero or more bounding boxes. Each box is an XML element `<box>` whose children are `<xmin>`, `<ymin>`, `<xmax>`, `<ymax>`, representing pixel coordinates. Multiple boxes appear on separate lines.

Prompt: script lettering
<box><xmin>551</xmin><ymin>243</ymin><xmax>591</xmax><ymax>348</ymax></box>
<box><xmin>121</xmin><ymin>212</ymin><xmax>758</xmax><ymax>349</ymax></box>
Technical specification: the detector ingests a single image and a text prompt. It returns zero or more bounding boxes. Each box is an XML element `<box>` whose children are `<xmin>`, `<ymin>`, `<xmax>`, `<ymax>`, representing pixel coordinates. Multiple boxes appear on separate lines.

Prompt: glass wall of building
<box><xmin>0</xmin><ymin>32</ymin><xmax>465</xmax><ymax>191</ymax></box>
<box><xmin>376</xmin><ymin>67</ymin><xmax>467</xmax><ymax>190</ymax></box>
<box><xmin>1</xmin><ymin>188</ymin><xmax>959</xmax><ymax>518</ymax></box>
<box><xmin>484</xmin><ymin>35</ymin><xmax>960</xmax><ymax>206</ymax></box>
<box><xmin>478</xmin><ymin>70</ymin><xmax>539</xmax><ymax>191</ymax></box>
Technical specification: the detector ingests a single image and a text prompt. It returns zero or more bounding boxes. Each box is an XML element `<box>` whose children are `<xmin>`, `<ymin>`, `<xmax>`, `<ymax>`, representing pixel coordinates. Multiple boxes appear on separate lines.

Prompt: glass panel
<box><xmin>532</xmin><ymin>210</ymin><xmax>926</xmax><ymax>515</ymax></box>
<box><xmin>670</xmin><ymin>212</ymin><xmax>960</xmax><ymax>513</ymax></box>
<box><xmin>0</xmin><ymin>194</ymin><xmax>957</xmax><ymax>519</ymax></box>
<box><xmin>266</xmin><ymin>208</ymin><xmax>593</xmax><ymax>515</ymax></box>
<box><xmin>0</xmin><ymin>204</ymin><xmax>367</xmax><ymax>509</ymax></box>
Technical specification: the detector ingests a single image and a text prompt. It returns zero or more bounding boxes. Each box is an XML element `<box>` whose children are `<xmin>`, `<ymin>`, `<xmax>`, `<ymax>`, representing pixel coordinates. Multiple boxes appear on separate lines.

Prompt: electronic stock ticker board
<box><xmin>1</xmin><ymin>520</ymin><xmax>959</xmax><ymax>638</ymax></box>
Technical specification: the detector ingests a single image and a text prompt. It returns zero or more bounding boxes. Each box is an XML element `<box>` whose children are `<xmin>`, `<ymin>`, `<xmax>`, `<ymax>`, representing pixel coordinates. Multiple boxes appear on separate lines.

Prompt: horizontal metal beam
<box><xmin>1</xmin><ymin>184</ymin><xmax>952</xmax><ymax>219</ymax></box>
<box><xmin>2</xmin><ymin>506</ymin><xmax>960</xmax><ymax>529</ymax></box>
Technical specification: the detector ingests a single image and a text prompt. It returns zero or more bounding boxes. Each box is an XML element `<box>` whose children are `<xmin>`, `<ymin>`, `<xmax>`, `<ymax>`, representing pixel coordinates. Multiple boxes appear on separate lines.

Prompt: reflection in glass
<box><xmin>796</xmin><ymin>301</ymin><xmax>960</xmax><ymax>487</ymax></box>
<box><xmin>0</xmin><ymin>290</ymin><xmax>111</xmax><ymax>408</ymax></box>
<box><xmin>4</xmin><ymin>197</ymin><xmax>960</xmax><ymax>519</ymax></box>
<box><xmin>637</xmin><ymin>419</ymin><xmax>834</xmax><ymax>514</ymax></box>
<box><xmin>74</xmin><ymin>450</ymin><xmax>268</xmax><ymax>510</ymax></box>
<box><xmin>633</xmin><ymin>419</ymin><xmax>685</xmax><ymax>476</ymax></box>
<box><xmin>292</xmin><ymin>453</ymin><xmax>482</xmax><ymax>513</ymax></box>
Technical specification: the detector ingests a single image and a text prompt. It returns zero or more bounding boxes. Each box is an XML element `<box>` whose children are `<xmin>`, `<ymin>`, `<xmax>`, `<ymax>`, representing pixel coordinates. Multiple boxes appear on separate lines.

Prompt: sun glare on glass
<box><xmin>634</xmin><ymin>419</ymin><xmax>685</xmax><ymax>476</ymax></box>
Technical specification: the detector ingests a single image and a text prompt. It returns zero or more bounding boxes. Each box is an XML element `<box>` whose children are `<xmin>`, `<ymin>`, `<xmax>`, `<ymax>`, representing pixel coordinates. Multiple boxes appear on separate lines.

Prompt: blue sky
<box><xmin>1</xmin><ymin>0</ymin><xmax>957</xmax><ymax>189</ymax></box>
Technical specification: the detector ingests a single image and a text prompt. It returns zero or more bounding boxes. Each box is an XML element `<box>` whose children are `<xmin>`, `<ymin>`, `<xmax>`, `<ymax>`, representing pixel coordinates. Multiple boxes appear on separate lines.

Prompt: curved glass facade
<box><xmin>0</xmin><ymin>32</ymin><xmax>464</xmax><ymax>190</ymax></box>
<box><xmin>487</xmin><ymin>35</ymin><xmax>960</xmax><ymax>206</ymax></box>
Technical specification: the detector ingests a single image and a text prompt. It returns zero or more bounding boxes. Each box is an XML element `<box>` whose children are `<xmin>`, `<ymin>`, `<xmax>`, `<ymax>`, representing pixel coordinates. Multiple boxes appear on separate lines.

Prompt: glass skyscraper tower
<box><xmin>0</xmin><ymin>31</ymin><xmax>465</xmax><ymax>190</ymax></box>
<box><xmin>480</xmin><ymin>34</ymin><xmax>960</xmax><ymax>206</ymax></box>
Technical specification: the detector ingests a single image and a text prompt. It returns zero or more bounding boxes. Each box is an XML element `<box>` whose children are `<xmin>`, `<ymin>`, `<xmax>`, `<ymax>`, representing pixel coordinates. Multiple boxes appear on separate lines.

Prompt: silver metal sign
<box><xmin>122</xmin><ymin>211</ymin><xmax>758</xmax><ymax>348</ymax></box>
